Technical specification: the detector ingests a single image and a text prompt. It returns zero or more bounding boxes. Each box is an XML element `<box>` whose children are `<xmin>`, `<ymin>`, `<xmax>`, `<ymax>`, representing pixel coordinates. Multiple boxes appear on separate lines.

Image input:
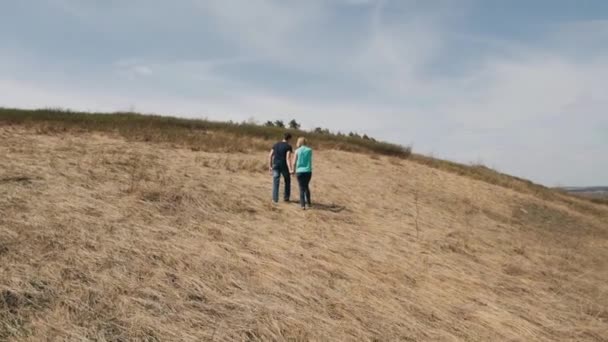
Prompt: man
<box><xmin>268</xmin><ymin>132</ymin><xmax>293</xmax><ymax>203</ymax></box>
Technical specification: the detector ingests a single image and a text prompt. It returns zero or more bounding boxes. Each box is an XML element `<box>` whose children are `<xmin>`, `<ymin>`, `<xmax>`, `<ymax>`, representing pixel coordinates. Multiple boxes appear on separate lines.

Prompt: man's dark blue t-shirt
<box><xmin>272</xmin><ymin>141</ymin><xmax>293</xmax><ymax>169</ymax></box>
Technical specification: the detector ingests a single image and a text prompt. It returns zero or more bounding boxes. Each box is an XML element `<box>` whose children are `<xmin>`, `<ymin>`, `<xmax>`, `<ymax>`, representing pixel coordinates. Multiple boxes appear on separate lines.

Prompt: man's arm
<box><xmin>268</xmin><ymin>149</ymin><xmax>275</xmax><ymax>172</ymax></box>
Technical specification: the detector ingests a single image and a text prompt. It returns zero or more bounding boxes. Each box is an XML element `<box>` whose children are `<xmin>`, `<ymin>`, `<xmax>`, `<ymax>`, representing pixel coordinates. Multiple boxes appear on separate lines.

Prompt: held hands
<box><xmin>268</xmin><ymin>166</ymin><xmax>295</xmax><ymax>175</ymax></box>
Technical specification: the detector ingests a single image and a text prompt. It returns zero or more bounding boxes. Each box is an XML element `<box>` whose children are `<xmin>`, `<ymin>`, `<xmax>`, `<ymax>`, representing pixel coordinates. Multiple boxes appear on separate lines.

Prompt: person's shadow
<box><xmin>283</xmin><ymin>200</ymin><xmax>346</xmax><ymax>213</ymax></box>
<box><xmin>311</xmin><ymin>202</ymin><xmax>346</xmax><ymax>213</ymax></box>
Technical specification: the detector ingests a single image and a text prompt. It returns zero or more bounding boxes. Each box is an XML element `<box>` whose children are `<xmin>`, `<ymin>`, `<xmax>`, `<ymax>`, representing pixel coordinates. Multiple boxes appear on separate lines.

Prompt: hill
<box><xmin>563</xmin><ymin>187</ymin><xmax>608</xmax><ymax>197</ymax></box>
<box><xmin>1</xmin><ymin>111</ymin><xmax>607</xmax><ymax>341</ymax></box>
<box><xmin>561</xmin><ymin>187</ymin><xmax>608</xmax><ymax>205</ymax></box>
<box><xmin>562</xmin><ymin>187</ymin><xmax>608</xmax><ymax>193</ymax></box>
<box><xmin>1</xmin><ymin>107</ymin><xmax>602</xmax><ymax>211</ymax></box>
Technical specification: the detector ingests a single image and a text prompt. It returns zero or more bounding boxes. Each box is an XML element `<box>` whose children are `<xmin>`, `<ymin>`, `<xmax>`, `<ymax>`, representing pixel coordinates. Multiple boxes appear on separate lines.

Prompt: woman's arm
<box><xmin>290</xmin><ymin>151</ymin><xmax>298</xmax><ymax>174</ymax></box>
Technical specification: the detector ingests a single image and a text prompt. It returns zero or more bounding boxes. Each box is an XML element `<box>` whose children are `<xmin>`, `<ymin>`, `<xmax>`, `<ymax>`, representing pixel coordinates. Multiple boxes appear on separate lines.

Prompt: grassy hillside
<box><xmin>1</xmin><ymin>111</ymin><xmax>607</xmax><ymax>340</ymax></box>
<box><xmin>0</xmin><ymin>108</ymin><xmax>409</xmax><ymax>157</ymax></box>
<box><xmin>1</xmin><ymin>107</ymin><xmax>602</xmax><ymax>211</ymax></box>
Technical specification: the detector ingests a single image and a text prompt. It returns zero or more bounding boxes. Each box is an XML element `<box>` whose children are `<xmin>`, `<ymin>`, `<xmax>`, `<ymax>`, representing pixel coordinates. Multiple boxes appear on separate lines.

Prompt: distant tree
<box><xmin>288</xmin><ymin>119</ymin><xmax>301</xmax><ymax>130</ymax></box>
<box><xmin>362</xmin><ymin>134</ymin><xmax>370</xmax><ymax>140</ymax></box>
<box><xmin>348</xmin><ymin>132</ymin><xmax>355</xmax><ymax>137</ymax></box>
<box><xmin>264</xmin><ymin>121</ymin><xmax>275</xmax><ymax>127</ymax></box>
<box><xmin>314</xmin><ymin>127</ymin><xmax>327</xmax><ymax>134</ymax></box>
<box><xmin>274</xmin><ymin>120</ymin><xmax>285</xmax><ymax>128</ymax></box>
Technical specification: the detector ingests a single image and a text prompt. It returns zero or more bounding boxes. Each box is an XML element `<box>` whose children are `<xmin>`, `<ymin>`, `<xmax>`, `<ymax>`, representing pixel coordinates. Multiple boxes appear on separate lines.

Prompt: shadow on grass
<box><xmin>282</xmin><ymin>200</ymin><xmax>346</xmax><ymax>213</ymax></box>
<box><xmin>312</xmin><ymin>203</ymin><xmax>346</xmax><ymax>213</ymax></box>
<box><xmin>0</xmin><ymin>176</ymin><xmax>34</xmax><ymax>184</ymax></box>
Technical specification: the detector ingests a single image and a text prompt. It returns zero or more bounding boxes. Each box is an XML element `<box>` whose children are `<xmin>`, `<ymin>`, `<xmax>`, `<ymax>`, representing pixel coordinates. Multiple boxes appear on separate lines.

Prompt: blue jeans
<box><xmin>272</xmin><ymin>166</ymin><xmax>291</xmax><ymax>203</ymax></box>
<box><xmin>296</xmin><ymin>172</ymin><xmax>312</xmax><ymax>207</ymax></box>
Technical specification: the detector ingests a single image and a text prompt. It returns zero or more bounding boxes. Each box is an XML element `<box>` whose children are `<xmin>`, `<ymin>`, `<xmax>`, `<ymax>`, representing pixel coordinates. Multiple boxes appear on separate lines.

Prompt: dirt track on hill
<box><xmin>1</xmin><ymin>127</ymin><xmax>607</xmax><ymax>341</ymax></box>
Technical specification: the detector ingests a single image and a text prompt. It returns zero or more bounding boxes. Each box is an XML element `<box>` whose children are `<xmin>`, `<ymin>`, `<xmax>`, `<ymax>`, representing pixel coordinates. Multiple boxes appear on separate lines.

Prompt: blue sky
<box><xmin>1</xmin><ymin>0</ymin><xmax>607</xmax><ymax>186</ymax></box>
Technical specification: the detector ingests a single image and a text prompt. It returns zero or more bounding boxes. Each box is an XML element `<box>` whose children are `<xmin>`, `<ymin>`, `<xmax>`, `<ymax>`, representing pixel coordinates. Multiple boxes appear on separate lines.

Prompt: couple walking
<box><xmin>268</xmin><ymin>133</ymin><xmax>313</xmax><ymax>209</ymax></box>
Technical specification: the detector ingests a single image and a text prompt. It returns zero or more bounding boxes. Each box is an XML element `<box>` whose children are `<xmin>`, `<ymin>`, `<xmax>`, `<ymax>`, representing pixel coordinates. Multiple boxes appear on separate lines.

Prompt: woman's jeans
<box><xmin>296</xmin><ymin>172</ymin><xmax>312</xmax><ymax>207</ymax></box>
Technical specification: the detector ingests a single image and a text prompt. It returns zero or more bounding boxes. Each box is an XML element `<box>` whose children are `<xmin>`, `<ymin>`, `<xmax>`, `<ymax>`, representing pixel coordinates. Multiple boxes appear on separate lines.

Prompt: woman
<box><xmin>291</xmin><ymin>137</ymin><xmax>313</xmax><ymax>209</ymax></box>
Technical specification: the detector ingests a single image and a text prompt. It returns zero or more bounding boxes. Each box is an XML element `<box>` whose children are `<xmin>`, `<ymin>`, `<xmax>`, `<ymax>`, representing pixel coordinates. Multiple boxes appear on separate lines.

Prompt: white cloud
<box><xmin>133</xmin><ymin>65</ymin><xmax>152</xmax><ymax>76</ymax></box>
<box><xmin>192</xmin><ymin>1</ymin><xmax>325</xmax><ymax>62</ymax></box>
<box><xmin>348</xmin><ymin>0</ymin><xmax>446</xmax><ymax>97</ymax></box>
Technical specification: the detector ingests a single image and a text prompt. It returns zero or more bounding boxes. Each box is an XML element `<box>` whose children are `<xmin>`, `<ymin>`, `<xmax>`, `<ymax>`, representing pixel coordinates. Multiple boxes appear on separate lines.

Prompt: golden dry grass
<box><xmin>3</xmin><ymin>108</ymin><xmax>604</xmax><ymax>212</ymax></box>
<box><xmin>1</xmin><ymin>126</ymin><xmax>607</xmax><ymax>341</ymax></box>
<box><xmin>0</xmin><ymin>108</ymin><xmax>411</xmax><ymax>158</ymax></box>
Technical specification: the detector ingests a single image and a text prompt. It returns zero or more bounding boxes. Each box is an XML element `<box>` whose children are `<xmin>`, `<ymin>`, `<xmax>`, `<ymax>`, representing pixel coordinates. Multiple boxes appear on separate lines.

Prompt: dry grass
<box><xmin>3</xmin><ymin>107</ymin><xmax>604</xmax><ymax>212</ymax></box>
<box><xmin>566</xmin><ymin>192</ymin><xmax>608</xmax><ymax>206</ymax></box>
<box><xmin>409</xmin><ymin>154</ymin><xmax>608</xmax><ymax>214</ymax></box>
<box><xmin>1</xmin><ymin>126</ymin><xmax>607</xmax><ymax>341</ymax></box>
<box><xmin>0</xmin><ymin>108</ymin><xmax>411</xmax><ymax>158</ymax></box>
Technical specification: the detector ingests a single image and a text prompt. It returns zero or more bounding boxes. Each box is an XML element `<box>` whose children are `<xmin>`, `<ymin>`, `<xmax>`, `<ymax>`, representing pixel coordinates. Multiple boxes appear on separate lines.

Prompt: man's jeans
<box><xmin>272</xmin><ymin>166</ymin><xmax>291</xmax><ymax>203</ymax></box>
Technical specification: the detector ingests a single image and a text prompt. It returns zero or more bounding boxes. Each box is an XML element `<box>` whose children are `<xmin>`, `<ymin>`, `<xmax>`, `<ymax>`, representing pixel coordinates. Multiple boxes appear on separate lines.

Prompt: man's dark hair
<box><xmin>283</xmin><ymin>132</ymin><xmax>292</xmax><ymax>141</ymax></box>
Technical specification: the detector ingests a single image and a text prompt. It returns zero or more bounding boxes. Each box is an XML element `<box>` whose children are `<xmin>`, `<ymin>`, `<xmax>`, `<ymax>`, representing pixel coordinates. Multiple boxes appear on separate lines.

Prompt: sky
<box><xmin>1</xmin><ymin>0</ymin><xmax>607</xmax><ymax>186</ymax></box>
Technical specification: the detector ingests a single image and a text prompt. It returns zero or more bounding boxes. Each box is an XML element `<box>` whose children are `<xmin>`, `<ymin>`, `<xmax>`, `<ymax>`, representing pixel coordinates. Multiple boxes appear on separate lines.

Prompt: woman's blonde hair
<box><xmin>297</xmin><ymin>137</ymin><xmax>307</xmax><ymax>147</ymax></box>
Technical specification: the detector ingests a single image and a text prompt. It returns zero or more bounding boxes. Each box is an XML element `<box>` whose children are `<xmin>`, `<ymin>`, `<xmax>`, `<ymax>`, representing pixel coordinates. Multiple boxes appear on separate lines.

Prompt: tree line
<box><xmin>263</xmin><ymin>119</ymin><xmax>376</xmax><ymax>141</ymax></box>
